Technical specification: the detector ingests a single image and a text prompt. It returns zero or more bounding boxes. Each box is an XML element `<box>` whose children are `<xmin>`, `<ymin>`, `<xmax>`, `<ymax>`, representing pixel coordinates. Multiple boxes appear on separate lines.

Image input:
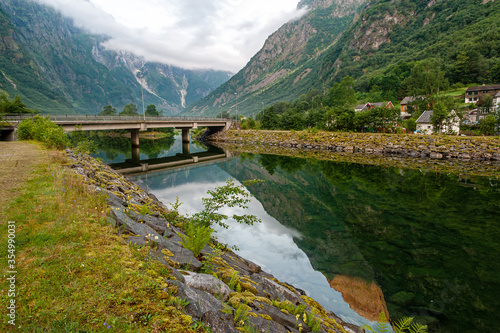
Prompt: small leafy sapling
<box><xmin>177</xmin><ymin>179</ymin><xmax>263</xmax><ymax>257</ymax></box>
<box><xmin>190</xmin><ymin>179</ymin><xmax>263</xmax><ymax>229</ymax></box>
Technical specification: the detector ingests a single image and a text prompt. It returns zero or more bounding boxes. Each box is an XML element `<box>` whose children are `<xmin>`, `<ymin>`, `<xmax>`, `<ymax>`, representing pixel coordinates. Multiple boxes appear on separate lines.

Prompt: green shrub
<box><xmin>17</xmin><ymin>116</ymin><xmax>69</xmax><ymax>149</ymax></box>
<box><xmin>178</xmin><ymin>221</ymin><xmax>213</xmax><ymax>257</ymax></box>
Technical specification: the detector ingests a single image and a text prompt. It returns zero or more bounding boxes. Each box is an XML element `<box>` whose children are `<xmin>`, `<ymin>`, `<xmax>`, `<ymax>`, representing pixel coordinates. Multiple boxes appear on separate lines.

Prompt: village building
<box><xmin>416</xmin><ymin>110</ymin><xmax>460</xmax><ymax>134</ymax></box>
<box><xmin>464</xmin><ymin>84</ymin><xmax>500</xmax><ymax>103</ymax></box>
<box><xmin>354</xmin><ymin>101</ymin><xmax>394</xmax><ymax>112</ymax></box>
<box><xmin>493</xmin><ymin>91</ymin><xmax>500</xmax><ymax>112</ymax></box>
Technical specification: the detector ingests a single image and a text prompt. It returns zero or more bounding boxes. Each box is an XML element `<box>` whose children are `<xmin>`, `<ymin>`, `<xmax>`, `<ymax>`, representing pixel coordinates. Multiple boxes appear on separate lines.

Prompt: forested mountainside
<box><xmin>184</xmin><ymin>0</ymin><xmax>500</xmax><ymax>117</ymax></box>
<box><xmin>0</xmin><ymin>0</ymin><xmax>231</xmax><ymax>115</ymax></box>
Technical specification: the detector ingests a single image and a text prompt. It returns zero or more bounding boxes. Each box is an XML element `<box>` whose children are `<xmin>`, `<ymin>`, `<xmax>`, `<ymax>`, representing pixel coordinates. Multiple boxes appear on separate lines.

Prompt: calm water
<box><xmin>94</xmin><ymin>136</ymin><xmax>500</xmax><ymax>333</ymax></box>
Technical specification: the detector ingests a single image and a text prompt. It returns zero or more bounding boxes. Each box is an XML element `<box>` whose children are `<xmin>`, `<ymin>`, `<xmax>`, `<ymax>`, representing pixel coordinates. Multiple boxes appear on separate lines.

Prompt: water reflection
<box><xmin>131</xmin><ymin>165</ymin><xmax>378</xmax><ymax>328</ymax></box>
<box><xmin>98</xmin><ymin>135</ymin><xmax>500</xmax><ymax>333</ymax></box>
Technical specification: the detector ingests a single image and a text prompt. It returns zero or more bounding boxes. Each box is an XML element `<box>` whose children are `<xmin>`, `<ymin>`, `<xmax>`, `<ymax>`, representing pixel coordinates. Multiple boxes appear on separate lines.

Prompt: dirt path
<box><xmin>0</xmin><ymin>141</ymin><xmax>46</xmax><ymax>212</ymax></box>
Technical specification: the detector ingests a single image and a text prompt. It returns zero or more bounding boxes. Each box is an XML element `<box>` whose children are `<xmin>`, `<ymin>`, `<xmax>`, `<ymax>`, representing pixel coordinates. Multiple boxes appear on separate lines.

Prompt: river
<box><xmin>92</xmin><ymin>134</ymin><xmax>500</xmax><ymax>333</ymax></box>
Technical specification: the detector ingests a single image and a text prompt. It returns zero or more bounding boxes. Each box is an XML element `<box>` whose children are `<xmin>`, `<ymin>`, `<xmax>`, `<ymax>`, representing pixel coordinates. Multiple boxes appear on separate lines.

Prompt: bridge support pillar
<box><xmin>132</xmin><ymin>146</ymin><xmax>141</xmax><ymax>164</ymax></box>
<box><xmin>182</xmin><ymin>128</ymin><xmax>190</xmax><ymax>143</ymax></box>
<box><xmin>131</xmin><ymin>129</ymin><xmax>140</xmax><ymax>147</ymax></box>
<box><xmin>182</xmin><ymin>141</ymin><xmax>190</xmax><ymax>155</ymax></box>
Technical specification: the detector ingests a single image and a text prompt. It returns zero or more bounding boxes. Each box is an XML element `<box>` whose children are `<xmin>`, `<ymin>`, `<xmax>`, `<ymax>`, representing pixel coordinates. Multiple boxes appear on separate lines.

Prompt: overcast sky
<box><xmin>34</xmin><ymin>0</ymin><xmax>307</xmax><ymax>72</ymax></box>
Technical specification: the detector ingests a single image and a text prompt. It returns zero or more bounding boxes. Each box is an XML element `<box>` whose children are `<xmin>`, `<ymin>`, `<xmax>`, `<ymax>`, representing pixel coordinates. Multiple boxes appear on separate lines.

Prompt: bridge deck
<box><xmin>2</xmin><ymin>114</ymin><xmax>232</xmax><ymax>133</ymax></box>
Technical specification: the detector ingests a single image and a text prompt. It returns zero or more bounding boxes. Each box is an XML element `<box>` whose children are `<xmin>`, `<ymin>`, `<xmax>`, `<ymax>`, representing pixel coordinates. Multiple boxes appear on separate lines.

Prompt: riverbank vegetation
<box><xmin>238</xmin><ymin>73</ymin><xmax>500</xmax><ymax>136</ymax></box>
<box><xmin>0</xmin><ymin>146</ymin><xmax>205</xmax><ymax>332</ymax></box>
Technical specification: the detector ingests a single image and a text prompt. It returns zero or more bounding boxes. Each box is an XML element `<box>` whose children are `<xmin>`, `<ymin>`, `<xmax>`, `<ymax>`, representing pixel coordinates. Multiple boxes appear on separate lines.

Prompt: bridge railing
<box><xmin>2</xmin><ymin>114</ymin><xmax>229</xmax><ymax>122</ymax></box>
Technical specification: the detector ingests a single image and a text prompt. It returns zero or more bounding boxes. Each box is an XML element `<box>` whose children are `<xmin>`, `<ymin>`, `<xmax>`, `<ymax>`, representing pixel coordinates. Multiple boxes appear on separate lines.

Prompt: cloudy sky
<box><xmin>34</xmin><ymin>0</ymin><xmax>307</xmax><ymax>72</ymax></box>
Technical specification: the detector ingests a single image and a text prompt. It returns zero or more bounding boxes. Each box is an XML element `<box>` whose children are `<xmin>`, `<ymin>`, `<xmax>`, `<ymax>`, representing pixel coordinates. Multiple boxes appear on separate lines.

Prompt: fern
<box><xmin>394</xmin><ymin>317</ymin><xmax>414</xmax><ymax>332</ymax></box>
<box><xmin>363</xmin><ymin>313</ymin><xmax>428</xmax><ymax>333</ymax></box>
<box><xmin>409</xmin><ymin>322</ymin><xmax>428</xmax><ymax>333</ymax></box>
<box><xmin>177</xmin><ymin>221</ymin><xmax>213</xmax><ymax>257</ymax></box>
<box><xmin>228</xmin><ymin>271</ymin><xmax>241</xmax><ymax>291</ymax></box>
<box><xmin>234</xmin><ymin>304</ymin><xmax>249</xmax><ymax>326</ymax></box>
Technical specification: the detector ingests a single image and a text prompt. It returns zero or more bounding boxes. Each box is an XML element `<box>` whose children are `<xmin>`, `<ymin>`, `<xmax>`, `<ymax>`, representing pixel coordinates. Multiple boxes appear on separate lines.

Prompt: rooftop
<box><xmin>416</xmin><ymin>110</ymin><xmax>433</xmax><ymax>123</ymax></box>
<box><xmin>466</xmin><ymin>84</ymin><xmax>500</xmax><ymax>92</ymax></box>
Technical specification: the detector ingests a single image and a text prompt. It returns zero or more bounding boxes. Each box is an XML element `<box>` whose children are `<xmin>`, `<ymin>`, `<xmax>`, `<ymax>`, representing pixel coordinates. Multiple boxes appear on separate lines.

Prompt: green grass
<box><xmin>0</xmin><ymin>151</ymin><xmax>206</xmax><ymax>332</ymax></box>
<box><xmin>439</xmin><ymin>87</ymin><xmax>468</xmax><ymax>97</ymax></box>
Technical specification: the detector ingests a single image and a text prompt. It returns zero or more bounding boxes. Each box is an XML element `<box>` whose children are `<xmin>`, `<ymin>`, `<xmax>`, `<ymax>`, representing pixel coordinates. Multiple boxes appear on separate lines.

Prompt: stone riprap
<box><xmin>65</xmin><ymin>150</ymin><xmax>363</xmax><ymax>333</ymax></box>
<box><xmin>207</xmin><ymin>130</ymin><xmax>500</xmax><ymax>161</ymax></box>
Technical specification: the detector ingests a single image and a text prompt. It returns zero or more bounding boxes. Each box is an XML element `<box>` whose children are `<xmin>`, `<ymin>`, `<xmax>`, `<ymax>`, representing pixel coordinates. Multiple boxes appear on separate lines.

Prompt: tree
<box><xmin>327</xmin><ymin>76</ymin><xmax>357</xmax><ymax>108</ymax></box>
<box><xmin>479</xmin><ymin>115</ymin><xmax>497</xmax><ymax>135</ymax></box>
<box><xmin>259</xmin><ymin>107</ymin><xmax>280</xmax><ymax>130</ymax></box>
<box><xmin>404</xmin><ymin>59</ymin><xmax>449</xmax><ymax>97</ymax></box>
<box><xmin>326</xmin><ymin>107</ymin><xmax>355</xmax><ymax>131</ymax></box>
<box><xmin>99</xmin><ymin>105</ymin><xmax>116</xmax><ymax>116</ymax></box>
<box><xmin>145</xmin><ymin>104</ymin><xmax>160</xmax><ymax>116</ymax></box>
<box><xmin>119</xmin><ymin>103</ymin><xmax>139</xmax><ymax>116</ymax></box>
<box><xmin>0</xmin><ymin>92</ymin><xmax>34</xmax><ymax>114</ymax></box>
<box><xmin>478</xmin><ymin>94</ymin><xmax>494</xmax><ymax>121</ymax></box>
<box><xmin>246</xmin><ymin>116</ymin><xmax>256</xmax><ymax>129</ymax></box>
<box><xmin>431</xmin><ymin>102</ymin><xmax>449</xmax><ymax>134</ymax></box>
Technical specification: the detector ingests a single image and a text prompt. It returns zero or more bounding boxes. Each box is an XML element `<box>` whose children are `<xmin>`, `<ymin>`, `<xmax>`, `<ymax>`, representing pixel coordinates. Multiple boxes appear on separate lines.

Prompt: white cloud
<box><xmin>32</xmin><ymin>0</ymin><xmax>307</xmax><ymax>72</ymax></box>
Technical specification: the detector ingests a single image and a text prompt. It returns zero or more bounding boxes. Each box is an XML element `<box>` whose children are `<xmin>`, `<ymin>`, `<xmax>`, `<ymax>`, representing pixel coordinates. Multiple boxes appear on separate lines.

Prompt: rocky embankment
<box><xmin>208</xmin><ymin>130</ymin><xmax>500</xmax><ymax>161</ymax></box>
<box><xmin>206</xmin><ymin>130</ymin><xmax>500</xmax><ymax>177</ymax></box>
<box><xmin>65</xmin><ymin>151</ymin><xmax>363</xmax><ymax>333</ymax></box>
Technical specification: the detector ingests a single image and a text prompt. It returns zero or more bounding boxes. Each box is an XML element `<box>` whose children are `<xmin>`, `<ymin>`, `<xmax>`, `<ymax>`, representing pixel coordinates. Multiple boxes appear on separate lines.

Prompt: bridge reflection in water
<box><xmin>109</xmin><ymin>143</ymin><xmax>233</xmax><ymax>175</ymax></box>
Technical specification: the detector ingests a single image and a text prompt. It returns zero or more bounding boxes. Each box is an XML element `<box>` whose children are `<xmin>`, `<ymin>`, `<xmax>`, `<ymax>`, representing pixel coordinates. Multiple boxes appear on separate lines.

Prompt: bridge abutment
<box><xmin>0</xmin><ymin>127</ymin><xmax>16</xmax><ymax>141</ymax></box>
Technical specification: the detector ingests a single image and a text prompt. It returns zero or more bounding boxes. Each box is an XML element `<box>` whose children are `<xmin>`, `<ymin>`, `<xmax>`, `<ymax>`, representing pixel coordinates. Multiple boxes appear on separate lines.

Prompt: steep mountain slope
<box><xmin>321</xmin><ymin>0</ymin><xmax>500</xmax><ymax>91</ymax></box>
<box><xmin>0</xmin><ymin>0</ymin><xmax>231</xmax><ymax>114</ymax></box>
<box><xmin>0</xmin><ymin>4</ymin><xmax>73</xmax><ymax>113</ymax></box>
<box><xmin>184</xmin><ymin>0</ymin><xmax>366</xmax><ymax>117</ymax></box>
<box><xmin>184</xmin><ymin>0</ymin><xmax>500</xmax><ymax>117</ymax></box>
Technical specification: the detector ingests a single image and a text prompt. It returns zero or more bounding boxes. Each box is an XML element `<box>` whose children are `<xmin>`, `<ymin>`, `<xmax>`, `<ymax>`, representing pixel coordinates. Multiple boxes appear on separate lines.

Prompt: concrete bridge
<box><xmin>1</xmin><ymin>114</ymin><xmax>232</xmax><ymax>146</ymax></box>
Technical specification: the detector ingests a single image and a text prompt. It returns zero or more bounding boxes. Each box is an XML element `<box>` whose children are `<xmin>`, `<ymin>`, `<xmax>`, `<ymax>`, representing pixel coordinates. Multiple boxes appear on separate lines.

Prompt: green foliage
<box><xmin>227</xmin><ymin>271</ymin><xmax>241</xmax><ymax>291</ymax></box>
<box><xmin>191</xmin><ymin>179</ymin><xmax>262</xmax><ymax>229</ymax></box>
<box><xmin>233</xmin><ymin>304</ymin><xmax>249</xmax><ymax>327</ymax></box>
<box><xmin>120</xmin><ymin>103</ymin><xmax>139</xmax><ymax>116</ymax></box>
<box><xmin>177</xmin><ymin>221</ymin><xmax>213</xmax><ymax>257</ymax></box>
<box><xmin>98</xmin><ymin>105</ymin><xmax>117</xmax><ymax>116</ymax></box>
<box><xmin>0</xmin><ymin>91</ymin><xmax>36</xmax><ymax>114</ymax></box>
<box><xmin>327</xmin><ymin>76</ymin><xmax>357</xmax><ymax>108</ymax></box>
<box><xmin>69</xmin><ymin>127</ymin><xmax>98</xmax><ymax>154</ymax></box>
<box><xmin>17</xmin><ymin>115</ymin><xmax>69</xmax><ymax>149</ymax></box>
<box><xmin>479</xmin><ymin>114</ymin><xmax>497</xmax><ymax>135</ymax></box>
<box><xmin>303</xmin><ymin>310</ymin><xmax>322</xmax><ymax>332</ymax></box>
<box><xmin>362</xmin><ymin>312</ymin><xmax>427</xmax><ymax>333</ymax></box>
<box><xmin>145</xmin><ymin>104</ymin><xmax>160</xmax><ymax>116</ymax></box>
<box><xmin>404</xmin><ymin>59</ymin><xmax>449</xmax><ymax>97</ymax></box>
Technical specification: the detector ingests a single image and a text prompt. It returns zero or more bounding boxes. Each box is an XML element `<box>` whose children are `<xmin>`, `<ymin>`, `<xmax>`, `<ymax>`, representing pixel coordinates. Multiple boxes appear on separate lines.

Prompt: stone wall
<box><xmin>208</xmin><ymin>130</ymin><xmax>500</xmax><ymax>161</ymax></box>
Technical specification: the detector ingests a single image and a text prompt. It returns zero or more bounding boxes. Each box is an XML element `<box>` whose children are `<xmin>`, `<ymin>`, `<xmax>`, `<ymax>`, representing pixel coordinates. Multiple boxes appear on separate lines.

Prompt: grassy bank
<box><xmin>0</xmin><ymin>144</ymin><xmax>204</xmax><ymax>332</ymax></box>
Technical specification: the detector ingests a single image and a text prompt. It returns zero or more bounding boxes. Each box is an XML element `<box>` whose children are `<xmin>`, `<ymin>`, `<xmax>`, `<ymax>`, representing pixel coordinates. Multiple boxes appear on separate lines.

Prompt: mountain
<box><xmin>183</xmin><ymin>0</ymin><xmax>500</xmax><ymax>117</ymax></box>
<box><xmin>184</xmin><ymin>0</ymin><xmax>365</xmax><ymax>117</ymax></box>
<box><xmin>0</xmin><ymin>0</ymin><xmax>232</xmax><ymax>115</ymax></box>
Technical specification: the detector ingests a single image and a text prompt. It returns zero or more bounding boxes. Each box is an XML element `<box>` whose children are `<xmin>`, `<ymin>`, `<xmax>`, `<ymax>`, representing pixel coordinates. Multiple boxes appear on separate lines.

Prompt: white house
<box><xmin>416</xmin><ymin>110</ymin><xmax>460</xmax><ymax>134</ymax></box>
<box><xmin>494</xmin><ymin>91</ymin><xmax>500</xmax><ymax>112</ymax></box>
